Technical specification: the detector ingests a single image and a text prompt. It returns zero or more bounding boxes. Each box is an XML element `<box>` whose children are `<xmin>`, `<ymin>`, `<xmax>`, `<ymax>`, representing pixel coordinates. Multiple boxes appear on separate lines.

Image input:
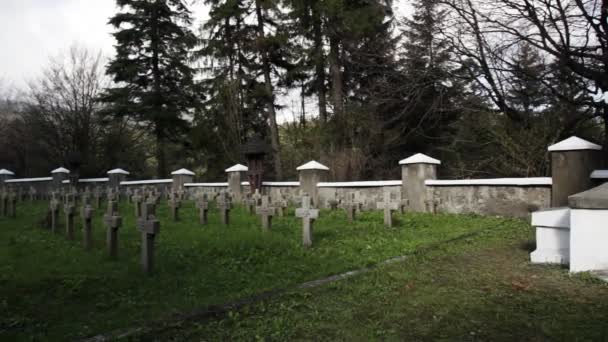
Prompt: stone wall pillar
<box><xmin>400</xmin><ymin>153</ymin><xmax>440</xmax><ymax>213</ymax></box>
<box><xmin>549</xmin><ymin>136</ymin><xmax>602</xmax><ymax>207</ymax></box>
<box><xmin>0</xmin><ymin>169</ymin><xmax>15</xmax><ymax>187</ymax></box>
<box><xmin>108</xmin><ymin>168</ymin><xmax>129</xmax><ymax>188</ymax></box>
<box><xmin>51</xmin><ymin>167</ymin><xmax>70</xmax><ymax>189</ymax></box>
<box><xmin>226</xmin><ymin>164</ymin><xmax>248</xmax><ymax>202</ymax></box>
<box><xmin>297</xmin><ymin>161</ymin><xmax>329</xmax><ymax>207</ymax></box>
<box><xmin>171</xmin><ymin>168</ymin><xmax>195</xmax><ymax>192</ymax></box>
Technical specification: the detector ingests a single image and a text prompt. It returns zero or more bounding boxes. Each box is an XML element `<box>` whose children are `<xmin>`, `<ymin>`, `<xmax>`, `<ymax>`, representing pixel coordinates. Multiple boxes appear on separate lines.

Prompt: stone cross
<box><xmin>216</xmin><ymin>192</ymin><xmax>232</xmax><ymax>225</ymax></box>
<box><xmin>197</xmin><ymin>195</ymin><xmax>209</xmax><ymax>225</ymax></box>
<box><xmin>0</xmin><ymin>191</ymin><xmax>7</xmax><ymax>216</ymax></box>
<box><xmin>353</xmin><ymin>191</ymin><xmax>364</xmax><ymax>212</ymax></box>
<box><xmin>400</xmin><ymin>198</ymin><xmax>409</xmax><ymax>214</ymax></box>
<box><xmin>125</xmin><ymin>188</ymin><xmax>133</xmax><ymax>203</ymax></box>
<box><xmin>176</xmin><ymin>188</ymin><xmax>187</xmax><ymax>201</ymax></box>
<box><xmin>132</xmin><ymin>190</ymin><xmax>143</xmax><ymax>218</ymax></box>
<box><xmin>376</xmin><ymin>191</ymin><xmax>400</xmax><ymax>228</ymax></box>
<box><xmin>168</xmin><ymin>193</ymin><xmax>181</xmax><ymax>221</ymax></box>
<box><xmin>93</xmin><ymin>187</ymin><xmax>103</xmax><ymax>208</ymax></box>
<box><xmin>64</xmin><ymin>194</ymin><xmax>76</xmax><ymax>240</ymax></box>
<box><xmin>339</xmin><ymin>193</ymin><xmax>358</xmax><ymax>222</ymax></box>
<box><xmin>326</xmin><ymin>190</ymin><xmax>339</xmax><ymax>210</ymax></box>
<box><xmin>103</xmin><ymin>201</ymin><xmax>122</xmax><ymax>258</ymax></box>
<box><xmin>244</xmin><ymin>195</ymin><xmax>256</xmax><ymax>215</ymax></box>
<box><xmin>137</xmin><ymin>202</ymin><xmax>160</xmax><ymax>274</ymax></box>
<box><xmin>81</xmin><ymin>204</ymin><xmax>95</xmax><ymax>250</ymax></box>
<box><xmin>29</xmin><ymin>186</ymin><xmax>37</xmax><ymax>202</ymax></box>
<box><xmin>256</xmin><ymin>195</ymin><xmax>275</xmax><ymax>231</ymax></box>
<box><xmin>272</xmin><ymin>192</ymin><xmax>288</xmax><ymax>217</ymax></box>
<box><xmin>107</xmin><ymin>188</ymin><xmax>118</xmax><ymax>203</ymax></box>
<box><xmin>8</xmin><ymin>191</ymin><xmax>17</xmax><ymax>218</ymax></box>
<box><xmin>49</xmin><ymin>196</ymin><xmax>60</xmax><ymax>233</ymax></box>
<box><xmin>295</xmin><ymin>194</ymin><xmax>319</xmax><ymax>248</ymax></box>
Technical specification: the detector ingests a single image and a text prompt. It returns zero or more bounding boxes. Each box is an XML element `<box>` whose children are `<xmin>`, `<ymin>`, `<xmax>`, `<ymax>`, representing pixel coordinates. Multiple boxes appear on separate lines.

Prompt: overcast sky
<box><xmin>0</xmin><ymin>0</ymin><xmax>410</xmax><ymax>97</ymax></box>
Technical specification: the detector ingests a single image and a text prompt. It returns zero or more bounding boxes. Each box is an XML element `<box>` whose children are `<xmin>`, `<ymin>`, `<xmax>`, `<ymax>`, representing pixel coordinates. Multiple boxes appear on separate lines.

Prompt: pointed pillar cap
<box><xmin>399</xmin><ymin>153</ymin><xmax>441</xmax><ymax>165</ymax></box>
<box><xmin>51</xmin><ymin>167</ymin><xmax>70</xmax><ymax>174</ymax></box>
<box><xmin>0</xmin><ymin>169</ymin><xmax>15</xmax><ymax>175</ymax></box>
<box><xmin>107</xmin><ymin>168</ymin><xmax>130</xmax><ymax>175</ymax></box>
<box><xmin>171</xmin><ymin>168</ymin><xmax>195</xmax><ymax>176</ymax></box>
<box><xmin>297</xmin><ymin>160</ymin><xmax>330</xmax><ymax>171</ymax></box>
<box><xmin>225</xmin><ymin>164</ymin><xmax>249</xmax><ymax>172</ymax></box>
<box><xmin>548</xmin><ymin>136</ymin><xmax>602</xmax><ymax>152</ymax></box>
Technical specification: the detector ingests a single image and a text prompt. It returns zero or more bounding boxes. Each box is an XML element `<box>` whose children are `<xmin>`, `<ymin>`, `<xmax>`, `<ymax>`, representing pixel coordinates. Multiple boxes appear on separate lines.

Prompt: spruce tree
<box><xmin>101</xmin><ymin>0</ymin><xmax>198</xmax><ymax>177</ymax></box>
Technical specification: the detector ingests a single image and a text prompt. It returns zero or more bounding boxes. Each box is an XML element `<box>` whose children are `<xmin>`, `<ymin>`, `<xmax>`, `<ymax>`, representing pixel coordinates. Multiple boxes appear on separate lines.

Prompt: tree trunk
<box><xmin>254</xmin><ymin>0</ymin><xmax>283</xmax><ymax>179</ymax></box>
<box><xmin>156</xmin><ymin>126</ymin><xmax>167</xmax><ymax>178</ymax></box>
<box><xmin>329</xmin><ymin>34</ymin><xmax>343</xmax><ymax>124</ymax></box>
<box><xmin>312</xmin><ymin>7</ymin><xmax>327</xmax><ymax>123</ymax></box>
<box><xmin>151</xmin><ymin>0</ymin><xmax>165</xmax><ymax>177</ymax></box>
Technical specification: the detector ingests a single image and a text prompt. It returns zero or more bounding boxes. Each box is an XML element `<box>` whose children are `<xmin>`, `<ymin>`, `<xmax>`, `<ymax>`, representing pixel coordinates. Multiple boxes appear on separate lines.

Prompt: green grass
<box><xmin>0</xmin><ymin>200</ymin><xmax>516</xmax><ymax>340</ymax></box>
<box><xmin>141</xmin><ymin>214</ymin><xmax>608</xmax><ymax>342</ymax></box>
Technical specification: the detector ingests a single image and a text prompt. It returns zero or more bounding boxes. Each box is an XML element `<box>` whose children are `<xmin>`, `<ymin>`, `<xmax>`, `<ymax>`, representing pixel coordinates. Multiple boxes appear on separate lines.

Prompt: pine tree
<box><xmin>507</xmin><ymin>43</ymin><xmax>548</xmax><ymax>121</ymax></box>
<box><xmin>392</xmin><ymin>0</ymin><xmax>462</xmax><ymax>154</ymax></box>
<box><xmin>101</xmin><ymin>0</ymin><xmax>198</xmax><ymax>177</ymax></box>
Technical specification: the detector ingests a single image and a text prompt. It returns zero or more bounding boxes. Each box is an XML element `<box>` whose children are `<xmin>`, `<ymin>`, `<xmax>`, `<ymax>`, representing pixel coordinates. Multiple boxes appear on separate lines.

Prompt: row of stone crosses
<box><xmin>1</xmin><ymin>185</ymin><xmax>406</xmax><ymax>274</ymax></box>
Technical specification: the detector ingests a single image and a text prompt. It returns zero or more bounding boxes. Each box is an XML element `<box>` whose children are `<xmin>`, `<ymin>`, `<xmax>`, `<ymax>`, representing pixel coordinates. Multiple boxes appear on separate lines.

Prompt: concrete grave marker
<box><xmin>216</xmin><ymin>192</ymin><xmax>232</xmax><ymax>225</ymax></box>
<box><xmin>103</xmin><ymin>201</ymin><xmax>122</xmax><ymax>258</ymax></box>
<box><xmin>8</xmin><ymin>191</ymin><xmax>17</xmax><ymax>218</ymax></box>
<box><xmin>256</xmin><ymin>195</ymin><xmax>275</xmax><ymax>231</ymax></box>
<box><xmin>137</xmin><ymin>202</ymin><xmax>160</xmax><ymax>274</ymax></box>
<box><xmin>295</xmin><ymin>194</ymin><xmax>319</xmax><ymax>248</ymax></box>
<box><xmin>29</xmin><ymin>186</ymin><xmax>37</xmax><ymax>202</ymax></box>
<box><xmin>197</xmin><ymin>194</ymin><xmax>209</xmax><ymax>225</ymax></box>
<box><xmin>339</xmin><ymin>193</ymin><xmax>358</xmax><ymax>222</ymax></box>
<box><xmin>326</xmin><ymin>190</ymin><xmax>339</xmax><ymax>210</ymax></box>
<box><xmin>81</xmin><ymin>204</ymin><xmax>95</xmax><ymax>250</ymax></box>
<box><xmin>376</xmin><ymin>191</ymin><xmax>399</xmax><ymax>228</ymax></box>
<box><xmin>49</xmin><ymin>193</ymin><xmax>60</xmax><ymax>233</ymax></box>
<box><xmin>0</xmin><ymin>191</ymin><xmax>7</xmax><ymax>216</ymax></box>
<box><xmin>64</xmin><ymin>194</ymin><xmax>76</xmax><ymax>239</ymax></box>
<box><xmin>272</xmin><ymin>191</ymin><xmax>288</xmax><ymax>217</ymax></box>
<box><xmin>132</xmin><ymin>189</ymin><xmax>143</xmax><ymax>218</ymax></box>
<box><xmin>168</xmin><ymin>193</ymin><xmax>182</xmax><ymax>221</ymax></box>
<box><xmin>93</xmin><ymin>187</ymin><xmax>103</xmax><ymax>208</ymax></box>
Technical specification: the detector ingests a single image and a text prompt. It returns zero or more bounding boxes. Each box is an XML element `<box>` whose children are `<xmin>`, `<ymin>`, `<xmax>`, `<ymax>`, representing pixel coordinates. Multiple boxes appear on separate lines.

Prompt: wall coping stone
<box><xmin>121</xmin><ymin>179</ymin><xmax>173</xmax><ymax>185</ymax></box>
<box><xmin>426</xmin><ymin>177</ymin><xmax>552</xmax><ymax>187</ymax></box>
<box><xmin>5</xmin><ymin>177</ymin><xmax>53</xmax><ymax>183</ymax></box>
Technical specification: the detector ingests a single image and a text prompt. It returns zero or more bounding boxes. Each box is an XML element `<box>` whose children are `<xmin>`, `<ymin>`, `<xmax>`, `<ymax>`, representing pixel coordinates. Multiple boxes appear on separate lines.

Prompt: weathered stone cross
<box><xmin>168</xmin><ymin>193</ymin><xmax>181</xmax><ymax>221</ymax></box>
<box><xmin>29</xmin><ymin>186</ymin><xmax>37</xmax><ymax>202</ymax></box>
<box><xmin>81</xmin><ymin>203</ymin><xmax>95</xmax><ymax>250</ymax></box>
<box><xmin>0</xmin><ymin>191</ymin><xmax>7</xmax><ymax>216</ymax></box>
<box><xmin>103</xmin><ymin>201</ymin><xmax>122</xmax><ymax>258</ymax></box>
<box><xmin>376</xmin><ymin>191</ymin><xmax>399</xmax><ymax>228</ymax></box>
<box><xmin>93</xmin><ymin>187</ymin><xmax>103</xmax><ymax>209</ymax></box>
<box><xmin>7</xmin><ymin>191</ymin><xmax>17</xmax><ymax>218</ymax></box>
<box><xmin>326</xmin><ymin>190</ymin><xmax>339</xmax><ymax>210</ymax></box>
<box><xmin>197</xmin><ymin>194</ymin><xmax>209</xmax><ymax>225</ymax></box>
<box><xmin>256</xmin><ymin>195</ymin><xmax>275</xmax><ymax>231</ymax></box>
<box><xmin>64</xmin><ymin>194</ymin><xmax>76</xmax><ymax>239</ymax></box>
<box><xmin>49</xmin><ymin>195</ymin><xmax>60</xmax><ymax>233</ymax></box>
<box><xmin>339</xmin><ymin>193</ymin><xmax>358</xmax><ymax>222</ymax></box>
<box><xmin>132</xmin><ymin>189</ymin><xmax>143</xmax><ymax>218</ymax></box>
<box><xmin>272</xmin><ymin>192</ymin><xmax>288</xmax><ymax>217</ymax></box>
<box><xmin>295</xmin><ymin>194</ymin><xmax>319</xmax><ymax>248</ymax></box>
<box><xmin>216</xmin><ymin>192</ymin><xmax>232</xmax><ymax>225</ymax></box>
<box><xmin>137</xmin><ymin>202</ymin><xmax>160</xmax><ymax>274</ymax></box>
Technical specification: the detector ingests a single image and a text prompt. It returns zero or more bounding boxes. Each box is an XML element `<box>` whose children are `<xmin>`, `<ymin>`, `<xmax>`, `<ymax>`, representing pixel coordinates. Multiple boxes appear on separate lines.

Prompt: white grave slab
<box><xmin>530</xmin><ymin>207</ymin><xmax>571</xmax><ymax>265</ymax></box>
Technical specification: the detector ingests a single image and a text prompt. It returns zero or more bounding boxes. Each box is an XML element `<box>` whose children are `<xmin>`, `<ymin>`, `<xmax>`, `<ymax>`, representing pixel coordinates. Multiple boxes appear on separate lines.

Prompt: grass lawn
<box><xmin>0</xmin><ymin>199</ymin><xmax>515</xmax><ymax>341</ymax></box>
<box><xmin>143</xmin><ymin>212</ymin><xmax>608</xmax><ymax>342</ymax></box>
